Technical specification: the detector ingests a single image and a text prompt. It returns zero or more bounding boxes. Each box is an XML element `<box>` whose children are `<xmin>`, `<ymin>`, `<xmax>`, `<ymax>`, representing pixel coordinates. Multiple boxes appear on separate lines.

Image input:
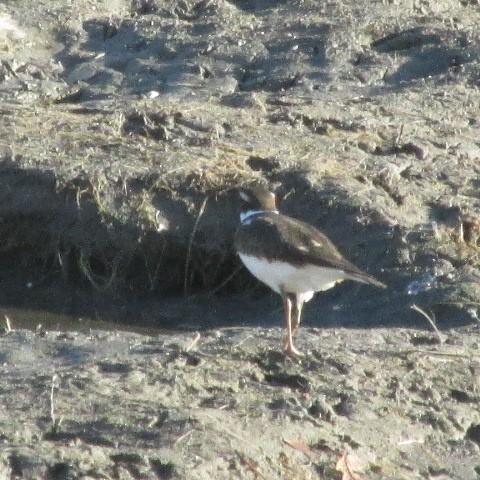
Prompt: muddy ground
<box><xmin>1</xmin><ymin>325</ymin><xmax>480</xmax><ymax>479</ymax></box>
<box><xmin>1</xmin><ymin>0</ymin><xmax>480</xmax><ymax>478</ymax></box>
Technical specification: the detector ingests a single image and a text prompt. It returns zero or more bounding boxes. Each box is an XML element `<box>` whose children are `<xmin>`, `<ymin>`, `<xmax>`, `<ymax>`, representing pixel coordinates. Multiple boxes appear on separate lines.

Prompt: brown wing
<box><xmin>235</xmin><ymin>213</ymin><xmax>386</xmax><ymax>288</ymax></box>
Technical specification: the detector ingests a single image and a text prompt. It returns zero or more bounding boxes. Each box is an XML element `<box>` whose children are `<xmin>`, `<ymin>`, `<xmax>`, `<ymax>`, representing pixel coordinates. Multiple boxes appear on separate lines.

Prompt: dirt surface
<box><xmin>1</xmin><ymin>0</ymin><xmax>480</xmax><ymax>478</ymax></box>
<box><xmin>2</xmin><ymin>326</ymin><xmax>480</xmax><ymax>479</ymax></box>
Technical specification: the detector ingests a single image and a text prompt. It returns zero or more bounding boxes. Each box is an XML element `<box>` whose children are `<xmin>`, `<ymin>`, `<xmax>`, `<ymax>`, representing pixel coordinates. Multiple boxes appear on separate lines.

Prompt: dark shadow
<box><xmin>224</xmin><ymin>0</ymin><xmax>284</xmax><ymax>13</ymax></box>
<box><xmin>53</xmin><ymin>16</ymin><xmax>212</xmax><ymax>100</ymax></box>
<box><xmin>44</xmin><ymin>415</ymin><xmax>195</xmax><ymax>450</ymax></box>
<box><xmin>384</xmin><ymin>47</ymin><xmax>472</xmax><ymax>85</ymax></box>
<box><xmin>0</xmin><ymin>154</ymin><xmax>473</xmax><ymax>333</ymax></box>
<box><xmin>370</xmin><ymin>26</ymin><xmax>478</xmax><ymax>89</ymax></box>
<box><xmin>238</xmin><ymin>21</ymin><xmax>330</xmax><ymax>92</ymax></box>
<box><xmin>53</xmin><ymin>12</ymin><xmax>333</xmax><ymax>99</ymax></box>
<box><xmin>0</xmin><ymin>158</ymin><xmax>240</xmax><ymax>330</ymax></box>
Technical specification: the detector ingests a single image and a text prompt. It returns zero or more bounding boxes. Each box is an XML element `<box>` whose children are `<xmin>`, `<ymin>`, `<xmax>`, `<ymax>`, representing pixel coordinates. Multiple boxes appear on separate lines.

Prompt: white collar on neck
<box><xmin>240</xmin><ymin>209</ymin><xmax>278</xmax><ymax>225</ymax></box>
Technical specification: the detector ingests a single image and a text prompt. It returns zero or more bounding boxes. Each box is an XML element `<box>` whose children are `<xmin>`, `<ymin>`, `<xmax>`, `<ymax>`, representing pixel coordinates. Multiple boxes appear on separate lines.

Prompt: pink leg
<box><xmin>283</xmin><ymin>294</ymin><xmax>302</xmax><ymax>356</ymax></box>
<box><xmin>291</xmin><ymin>295</ymin><xmax>304</xmax><ymax>335</ymax></box>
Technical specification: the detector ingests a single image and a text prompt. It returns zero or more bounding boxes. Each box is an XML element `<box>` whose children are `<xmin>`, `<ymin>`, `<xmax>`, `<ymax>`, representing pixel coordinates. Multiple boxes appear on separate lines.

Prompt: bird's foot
<box><xmin>283</xmin><ymin>339</ymin><xmax>303</xmax><ymax>356</ymax></box>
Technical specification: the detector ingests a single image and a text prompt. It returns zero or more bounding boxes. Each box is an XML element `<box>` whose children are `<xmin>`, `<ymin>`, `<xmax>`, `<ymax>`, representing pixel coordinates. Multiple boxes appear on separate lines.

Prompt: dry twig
<box><xmin>185</xmin><ymin>332</ymin><xmax>201</xmax><ymax>352</ymax></box>
<box><xmin>4</xmin><ymin>315</ymin><xmax>12</xmax><ymax>332</ymax></box>
<box><xmin>184</xmin><ymin>196</ymin><xmax>208</xmax><ymax>295</ymax></box>
<box><xmin>410</xmin><ymin>303</ymin><xmax>445</xmax><ymax>344</ymax></box>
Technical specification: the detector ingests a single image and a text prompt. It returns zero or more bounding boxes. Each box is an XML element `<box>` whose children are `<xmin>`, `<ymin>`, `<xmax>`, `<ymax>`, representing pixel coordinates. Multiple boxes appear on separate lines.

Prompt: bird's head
<box><xmin>238</xmin><ymin>185</ymin><xmax>278</xmax><ymax>223</ymax></box>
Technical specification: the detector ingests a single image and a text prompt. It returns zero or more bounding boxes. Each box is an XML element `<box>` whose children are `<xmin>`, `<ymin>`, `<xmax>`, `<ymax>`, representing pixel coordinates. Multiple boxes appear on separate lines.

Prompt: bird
<box><xmin>234</xmin><ymin>185</ymin><xmax>386</xmax><ymax>356</ymax></box>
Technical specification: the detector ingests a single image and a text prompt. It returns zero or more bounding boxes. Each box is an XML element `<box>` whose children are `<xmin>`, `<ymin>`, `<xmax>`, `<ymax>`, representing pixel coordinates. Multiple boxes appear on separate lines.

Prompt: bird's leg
<box><xmin>291</xmin><ymin>294</ymin><xmax>304</xmax><ymax>335</ymax></box>
<box><xmin>282</xmin><ymin>294</ymin><xmax>292</xmax><ymax>349</ymax></box>
<box><xmin>282</xmin><ymin>293</ymin><xmax>302</xmax><ymax>356</ymax></box>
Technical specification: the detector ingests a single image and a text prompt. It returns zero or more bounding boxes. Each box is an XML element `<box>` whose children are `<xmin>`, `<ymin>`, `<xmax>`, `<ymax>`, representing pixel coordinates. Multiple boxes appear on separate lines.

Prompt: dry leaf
<box><xmin>283</xmin><ymin>438</ymin><xmax>318</xmax><ymax>460</ymax></box>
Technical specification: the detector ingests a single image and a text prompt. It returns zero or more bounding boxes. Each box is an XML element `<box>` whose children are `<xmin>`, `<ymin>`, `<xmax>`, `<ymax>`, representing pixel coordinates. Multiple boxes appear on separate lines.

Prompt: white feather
<box><xmin>238</xmin><ymin>253</ymin><xmax>345</xmax><ymax>301</ymax></box>
<box><xmin>240</xmin><ymin>209</ymin><xmax>278</xmax><ymax>225</ymax></box>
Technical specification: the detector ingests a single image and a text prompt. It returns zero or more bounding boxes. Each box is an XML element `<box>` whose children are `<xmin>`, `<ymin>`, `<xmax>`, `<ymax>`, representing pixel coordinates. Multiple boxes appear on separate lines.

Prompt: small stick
<box><xmin>49</xmin><ymin>374</ymin><xmax>63</xmax><ymax>433</ymax></box>
<box><xmin>185</xmin><ymin>332</ymin><xmax>201</xmax><ymax>352</ymax></box>
<box><xmin>184</xmin><ymin>196</ymin><xmax>208</xmax><ymax>295</ymax></box>
<box><xmin>394</xmin><ymin>123</ymin><xmax>405</xmax><ymax>146</ymax></box>
<box><xmin>400</xmin><ymin>349</ymin><xmax>480</xmax><ymax>359</ymax></box>
<box><xmin>205</xmin><ymin>264</ymin><xmax>243</xmax><ymax>296</ymax></box>
<box><xmin>232</xmin><ymin>334</ymin><xmax>254</xmax><ymax>349</ymax></box>
<box><xmin>173</xmin><ymin>429</ymin><xmax>194</xmax><ymax>445</ymax></box>
<box><xmin>50</xmin><ymin>374</ymin><xmax>58</xmax><ymax>424</ymax></box>
<box><xmin>4</xmin><ymin>315</ymin><xmax>12</xmax><ymax>332</ymax></box>
<box><xmin>410</xmin><ymin>304</ymin><xmax>444</xmax><ymax>344</ymax></box>
<box><xmin>398</xmin><ymin>437</ymin><xmax>424</xmax><ymax>446</ymax></box>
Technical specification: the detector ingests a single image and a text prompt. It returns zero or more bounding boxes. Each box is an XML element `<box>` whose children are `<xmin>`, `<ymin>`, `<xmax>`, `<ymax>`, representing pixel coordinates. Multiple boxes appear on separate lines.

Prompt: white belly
<box><xmin>239</xmin><ymin>253</ymin><xmax>345</xmax><ymax>301</ymax></box>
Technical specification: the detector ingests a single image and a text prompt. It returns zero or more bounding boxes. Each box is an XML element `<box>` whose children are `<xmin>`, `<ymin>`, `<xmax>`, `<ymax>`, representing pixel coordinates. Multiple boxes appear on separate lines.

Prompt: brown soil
<box><xmin>1</xmin><ymin>0</ymin><xmax>480</xmax><ymax>478</ymax></box>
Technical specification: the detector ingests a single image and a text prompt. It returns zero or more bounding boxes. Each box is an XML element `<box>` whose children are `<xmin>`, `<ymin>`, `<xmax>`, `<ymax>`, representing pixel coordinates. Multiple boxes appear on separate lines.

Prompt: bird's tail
<box><xmin>345</xmin><ymin>271</ymin><xmax>387</xmax><ymax>289</ymax></box>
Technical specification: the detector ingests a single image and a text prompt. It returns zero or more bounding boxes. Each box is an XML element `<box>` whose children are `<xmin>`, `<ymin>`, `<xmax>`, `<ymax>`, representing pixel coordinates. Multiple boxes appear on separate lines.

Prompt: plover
<box><xmin>234</xmin><ymin>185</ymin><xmax>386</xmax><ymax>355</ymax></box>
